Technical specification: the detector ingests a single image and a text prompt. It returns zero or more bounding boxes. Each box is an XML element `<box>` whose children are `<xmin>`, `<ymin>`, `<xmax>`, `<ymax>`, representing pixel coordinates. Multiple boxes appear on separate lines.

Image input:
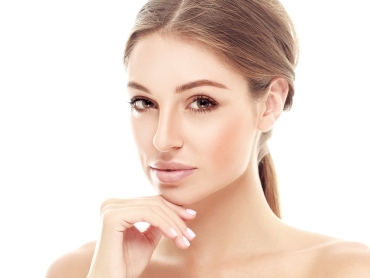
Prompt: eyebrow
<box><xmin>127</xmin><ymin>79</ymin><xmax>228</xmax><ymax>95</ymax></box>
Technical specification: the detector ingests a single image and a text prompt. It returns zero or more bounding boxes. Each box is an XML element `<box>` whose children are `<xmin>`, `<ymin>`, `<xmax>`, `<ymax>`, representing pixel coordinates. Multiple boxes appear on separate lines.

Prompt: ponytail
<box><xmin>258</xmin><ymin>130</ymin><xmax>281</xmax><ymax>218</ymax></box>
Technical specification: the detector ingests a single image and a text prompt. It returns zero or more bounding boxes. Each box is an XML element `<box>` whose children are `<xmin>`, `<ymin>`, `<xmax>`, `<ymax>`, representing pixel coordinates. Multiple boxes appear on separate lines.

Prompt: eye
<box><xmin>129</xmin><ymin>97</ymin><xmax>156</xmax><ymax>112</ymax></box>
<box><xmin>188</xmin><ymin>96</ymin><xmax>218</xmax><ymax>113</ymax></box>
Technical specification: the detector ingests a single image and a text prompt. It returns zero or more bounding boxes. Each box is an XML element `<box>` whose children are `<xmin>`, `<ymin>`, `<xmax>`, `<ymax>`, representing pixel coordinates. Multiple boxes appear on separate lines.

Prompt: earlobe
<box><xmin>257</xmin><ymin>77</ymin><xmax>289</xmax><ymax>132</ymax></box>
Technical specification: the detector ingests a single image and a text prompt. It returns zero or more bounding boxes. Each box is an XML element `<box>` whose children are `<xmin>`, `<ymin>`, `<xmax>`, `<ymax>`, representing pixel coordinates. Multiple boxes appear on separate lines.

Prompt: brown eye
<box><xmin>130</xmin><ymin>98</ymin><xmax>156</xmax><ymax>112</ymax></box>
<box><xmin>189</xmin><ymin>96</ymin><xmax>217</xmax><ymax>111</ymax></box>
<box><xmin>135</xmin><ymin>99</ymin><xmax>155</xmax><ymax>109</ymax></box>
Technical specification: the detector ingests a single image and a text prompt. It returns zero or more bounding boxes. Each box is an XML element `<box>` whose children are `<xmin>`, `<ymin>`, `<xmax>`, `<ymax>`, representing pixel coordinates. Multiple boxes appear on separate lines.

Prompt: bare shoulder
<box><xmin>312</xmin><ymin>239</ymin><xmax>370</xmax><ymax>277</ymax></box>
<box><xmin>45</xmin><ymin>241</ymin><xmax>96</xmax><ymax>278</ymax></box>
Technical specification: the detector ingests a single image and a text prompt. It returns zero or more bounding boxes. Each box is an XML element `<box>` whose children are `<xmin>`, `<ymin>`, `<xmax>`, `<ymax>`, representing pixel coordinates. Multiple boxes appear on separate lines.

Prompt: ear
<box><xmin>257</xmin><ymin>77</ymin><xmax>289</xmax><ymax>132</ymax></box>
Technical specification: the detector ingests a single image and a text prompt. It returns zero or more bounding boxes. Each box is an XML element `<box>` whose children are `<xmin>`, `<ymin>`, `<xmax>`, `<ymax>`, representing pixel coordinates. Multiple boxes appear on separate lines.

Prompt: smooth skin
<box><xmin>46</xmin><ymin>33</ymin><xmax>370</xmax><ymax>278</ymax></box>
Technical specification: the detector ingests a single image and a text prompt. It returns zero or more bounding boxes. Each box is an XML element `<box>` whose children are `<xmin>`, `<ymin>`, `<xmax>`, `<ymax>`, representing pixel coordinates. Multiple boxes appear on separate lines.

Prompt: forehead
<box><xmin>127</xmin><ymin>33</ymin><xmax>246</xmax><ymax>92</ymax></box>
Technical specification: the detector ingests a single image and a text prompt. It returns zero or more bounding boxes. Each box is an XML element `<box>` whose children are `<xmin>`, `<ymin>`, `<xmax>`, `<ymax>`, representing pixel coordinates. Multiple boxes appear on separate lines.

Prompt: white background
<box><xmin>0</xmin><ymin>1</ymin><xmax>369</xmax><ymax>277</ymax></box>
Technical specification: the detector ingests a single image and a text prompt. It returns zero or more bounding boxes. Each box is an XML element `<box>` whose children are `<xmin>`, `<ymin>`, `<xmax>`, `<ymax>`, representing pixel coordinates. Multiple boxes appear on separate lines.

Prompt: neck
<box><xmin>153</xmin><ymin>161</ymin><xmax>286</xmax><ymax>268</ymax></box>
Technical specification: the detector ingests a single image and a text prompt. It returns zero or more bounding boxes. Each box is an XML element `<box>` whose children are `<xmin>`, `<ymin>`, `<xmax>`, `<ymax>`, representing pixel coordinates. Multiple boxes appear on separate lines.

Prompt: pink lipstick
<box><xmin>150</xmin><ymin>162</ymin><xmax>196</xmax><ymax>184</ymax></box>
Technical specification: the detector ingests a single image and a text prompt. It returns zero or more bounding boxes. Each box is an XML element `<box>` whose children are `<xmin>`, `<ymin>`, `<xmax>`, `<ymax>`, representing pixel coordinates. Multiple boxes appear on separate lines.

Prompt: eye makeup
<box><xmin>128</xmin><ymin>94</ymin><xmax>219</xmax><ymax>114</ymax></box>
<box><xmin>128</xmin><ymin>96</ymin><xmax>157</xmax><ymax>113</ymax></box>
<box><xmin>188</xmin><ymin>95</ymin><xmax>219</xmax><ymax>114</ymax></box>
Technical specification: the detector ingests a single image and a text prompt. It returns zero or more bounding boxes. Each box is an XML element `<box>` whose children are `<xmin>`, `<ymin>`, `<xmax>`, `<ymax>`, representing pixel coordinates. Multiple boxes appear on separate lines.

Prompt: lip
<box><xmin>151</xmin><ymin>161</ymin><xmax>196</xmax><ymax>171</ymax></box>
<box><xmin>150</xmin><ymin>162</ymin><xmax>197</xmax><ymax>184</ymax></box>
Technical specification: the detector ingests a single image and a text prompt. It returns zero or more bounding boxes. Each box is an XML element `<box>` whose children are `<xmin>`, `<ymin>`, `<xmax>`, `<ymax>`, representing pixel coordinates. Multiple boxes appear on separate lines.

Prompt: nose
<box><xmin>153</xmin><ymin>109</ymin><xmax>184</xmax><ymax>152</ymax></box>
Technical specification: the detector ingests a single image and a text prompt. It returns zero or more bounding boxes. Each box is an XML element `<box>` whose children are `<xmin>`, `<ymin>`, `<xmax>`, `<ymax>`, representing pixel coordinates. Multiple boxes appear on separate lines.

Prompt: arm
<box><xmin>46</xmin><ymin>196</ymin><xmax>196</xmax><ymax>278</ymax></box>
<box><xmin>45</xmin><ymin>241</ymin><xmax>95</xmax><ymax>278</ymax></box>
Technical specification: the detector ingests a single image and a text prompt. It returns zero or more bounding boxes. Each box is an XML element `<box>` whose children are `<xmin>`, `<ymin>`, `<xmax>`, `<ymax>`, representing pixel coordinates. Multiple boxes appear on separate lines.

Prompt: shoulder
<box><xmin>312</xmin><ymin>240</ymin><xmax>370</xmax><ymax>277</ymax></box>
<box><xmin>45</xmin><ymin>241</ymin><xmax>96</xmax><ymax>278</ymax></box>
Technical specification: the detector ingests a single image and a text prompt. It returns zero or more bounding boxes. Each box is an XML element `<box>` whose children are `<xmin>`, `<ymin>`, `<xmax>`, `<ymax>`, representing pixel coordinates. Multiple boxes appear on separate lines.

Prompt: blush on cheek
<box><xmin>201</xmin><ymin>113</ymin><xmax>255</xmax><ymax>177</ymax></box>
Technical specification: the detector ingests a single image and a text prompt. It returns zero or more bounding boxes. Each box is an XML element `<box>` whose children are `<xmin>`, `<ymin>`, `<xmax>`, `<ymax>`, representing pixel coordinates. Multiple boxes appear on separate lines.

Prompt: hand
<box><xmin>87</xmin><ymin>196</ymin><xmax>197</xmax><ymax>278</ymax></box>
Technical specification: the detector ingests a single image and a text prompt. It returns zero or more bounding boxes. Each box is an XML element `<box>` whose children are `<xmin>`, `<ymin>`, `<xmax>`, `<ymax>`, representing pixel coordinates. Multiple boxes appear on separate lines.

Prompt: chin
<box><xmin>155</xmin><ymin>183</ymin><xmax>212</xmax><ymax>207</ymax></box>
<box><xmin>157</xmin><ymin>188</ymin><xmax>194</xmax><ymax>206</ymax></box>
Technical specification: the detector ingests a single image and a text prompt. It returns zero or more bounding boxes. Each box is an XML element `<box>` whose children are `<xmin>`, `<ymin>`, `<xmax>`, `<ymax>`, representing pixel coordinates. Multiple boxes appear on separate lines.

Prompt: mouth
<box><xmin>149</xmin><ymin>162</ymin><xmax>196</xmax><ymax>184</ymax></box>
<box><xmin>150</xmin><ymin>168</ymin><xmax>196</xmax><ymax>184</ymax></box>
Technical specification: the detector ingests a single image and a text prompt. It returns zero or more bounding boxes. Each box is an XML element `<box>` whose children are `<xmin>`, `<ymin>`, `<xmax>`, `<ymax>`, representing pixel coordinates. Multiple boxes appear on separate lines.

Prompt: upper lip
<box><xmin>150</xmin><ymin>161</ymin><xmax>196</xmax><ymax>171</ymax></box>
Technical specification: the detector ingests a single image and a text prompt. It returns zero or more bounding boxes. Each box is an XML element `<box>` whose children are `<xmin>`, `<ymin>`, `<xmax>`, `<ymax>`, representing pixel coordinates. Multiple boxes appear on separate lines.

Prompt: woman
<box><xmin>47</xmin><ymin>0</ymin><xmax>370</xmax><ymax>277</ymax></box>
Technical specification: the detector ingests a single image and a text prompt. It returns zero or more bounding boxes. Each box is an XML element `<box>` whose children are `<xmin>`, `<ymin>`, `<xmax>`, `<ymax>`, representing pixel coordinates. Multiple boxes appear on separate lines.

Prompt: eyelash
<box><xmin>128</xmin><ymin>95</ymin><xmax>218</xmax><ymax>114</ymax></box>
<box><xmin>189</xmin><ymin>95</ymin><xmax>218</xmax><ymax>114</ymax></box>
<box><xmin>128</xmin><ymin>96</ymin><xmax>156</xmax><ymax>113</ymax></box>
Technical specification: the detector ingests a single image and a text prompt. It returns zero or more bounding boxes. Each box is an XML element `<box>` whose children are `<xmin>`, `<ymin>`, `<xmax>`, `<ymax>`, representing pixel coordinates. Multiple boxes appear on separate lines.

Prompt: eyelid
<box><xmin>130</xmin><ymin>96</ymin><xmax>157</xmax><ymax>105</ymax></box>
<box><xmin>129</xmin><ymin>96</ymin><xmax>158</xmax><ymax>112</ymax></box>
<box><xmin>128</xmin><ymin>94</ymin><xmax>219</xmax><ymax>113</ymax></box>
<box><xmin>187</xmin><ymin>94</ymin><xmax>219</xmax><ymax>113</ymax></box>
<box><xmin>191</xmin><ymin>94</ymin><xmax>218</xmax><ymax>103</ymax></box>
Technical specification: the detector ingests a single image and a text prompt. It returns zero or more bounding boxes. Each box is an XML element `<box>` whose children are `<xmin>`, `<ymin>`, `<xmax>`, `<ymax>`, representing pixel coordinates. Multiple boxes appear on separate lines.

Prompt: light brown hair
<box><xmin>124</xmin><ymin>0</ymin><xmax>299</xmax><ymax>218</ymax></box>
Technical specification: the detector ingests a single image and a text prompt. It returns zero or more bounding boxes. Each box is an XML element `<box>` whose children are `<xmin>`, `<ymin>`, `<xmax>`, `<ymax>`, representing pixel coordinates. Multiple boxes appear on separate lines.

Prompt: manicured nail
<box><xmin>170</xmin><ymin>227</ymin><xmax>178</xmax><ymax>237</ymax></box>
<box><xmin>183</xmin><ymin>236</ymin><xmax>190</xmax><ymax>247</ymax></box>
<box><xmin>187</xmin><ymin>228</ymin><xmax>196</xmax><ymax>239</ymax></box>
<box><xmin>186</xmin><ymin>209</ymin><xmax>197</xmax><ymax>216</ymax></box>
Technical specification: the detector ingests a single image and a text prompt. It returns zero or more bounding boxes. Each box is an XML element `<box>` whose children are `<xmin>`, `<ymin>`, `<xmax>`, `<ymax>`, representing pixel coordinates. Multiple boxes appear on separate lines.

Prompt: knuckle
<box><xmin>102</xmin><ymin>208</ymin><xmax>114</xmax><ymax>218</ymax></box>
<box><xmin>176</xmin><ymin>219</ymin><xmax>187</xmax><ymax>230</ymax></box>
<box><xmin>146</xmin><ymin>196</ymin><xmax>163</xmax><ymax>206</ymax></box>
<box><xmin>157</xmin><ymin>196</ymin><xmax>167</xmax><ymax>204</ymax></box>
<box><xmin>100</xmin><ymin>198</ymin><xmax>115</xmax><ymax>212</ymax></box>
<box><xmin>101</xmin><ymin>209</ymin><xmax>125</xmax><ymax>228</ymax></box>
<box><xmin>152</xmin><ymin>204</ymin><xmax>162</xmax><ymax>211</ymax></box>
<box><xmin>140</xmin><ymin>206</ymin><xmax>154</xmax><ymax>215</ymax></box>
<box><xmin>101</xmin><ymin>208</ymin><xmax>115</xmax><ymax>223</ymax></box>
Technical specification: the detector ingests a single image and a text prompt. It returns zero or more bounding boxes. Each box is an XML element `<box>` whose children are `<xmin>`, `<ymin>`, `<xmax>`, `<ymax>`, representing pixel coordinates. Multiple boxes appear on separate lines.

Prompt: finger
<box><xmin>142</xmin><ymin>225</ymin><xmax>163</xmax><ymax>250</ymax></box>
<box><xmin>158</xmin><ymin>196</ymin><xmax>197</xmax><ymax>220</ymax></box>
<box><xmin>103</xmin><ymin>205</ymin><xmax>193</xmax><ymax>249</ymax></box>
<box><xmin>105</xmin><ymin>203</ymin><xmax>195</xmax><ymax>246</ymax></box>
<box><xmin>148</xmin><ymin>204</ymin><xmax>196</xmax><ymax>243</ymax></box>
<box><xmin>100</xmin><ymin>197</ymin><xmax>197</xmax><ymax>243</ymax></box>
<box><xmin>101</xmin><ymin>197</ymin><xmax>197</xmax><ymax>221</ymax></box>
<box><xmin>102</xmin><ymin>206</ymin><xmax>181</xmax><ymax>242</ymax></box>
<box><xmin>102</xmin><ymin>202</ymin><xmax>196</xmax><ymax>243</ymax></box>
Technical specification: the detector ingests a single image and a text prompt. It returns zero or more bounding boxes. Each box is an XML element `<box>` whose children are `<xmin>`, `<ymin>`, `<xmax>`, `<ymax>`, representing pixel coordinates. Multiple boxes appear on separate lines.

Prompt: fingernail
<box><xmin>183</xmin><ymin>236</ymin><xmax>190</xmax><ymax>247</ymax></box>
<box><xmin>187</xmin><ymin>228</ymin><xmax>196</xmax><ymax>239</ymax></box>
<box><xmin>170</xmin><ymin>227</ymin><xmax>178</xmax><ymax>237</ymax></box>
<box><xmin>186</xmin><ymin>209</ymin><xmax>197</xmax><ymax>216</ymax></box>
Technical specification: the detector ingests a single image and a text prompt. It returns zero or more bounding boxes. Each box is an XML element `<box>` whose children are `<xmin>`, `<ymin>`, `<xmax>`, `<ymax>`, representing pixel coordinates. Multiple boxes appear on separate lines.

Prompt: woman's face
<box><xmin>127</xmin><ymin>33</ymin><xmax>261</xmax><ymax>206</ymax></box>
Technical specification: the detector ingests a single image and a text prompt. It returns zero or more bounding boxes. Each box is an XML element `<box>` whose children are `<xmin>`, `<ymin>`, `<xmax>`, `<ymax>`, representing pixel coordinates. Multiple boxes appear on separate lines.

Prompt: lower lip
<box><xmin>151</xmin><ymin>168</ymin><xmax>196</xmax><ymax>184</ymax></box>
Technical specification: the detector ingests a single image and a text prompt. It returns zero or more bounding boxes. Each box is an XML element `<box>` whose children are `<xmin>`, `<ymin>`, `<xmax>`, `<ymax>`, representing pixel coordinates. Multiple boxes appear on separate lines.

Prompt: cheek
<box><xmin>131</xmin><ymin>115</ymin><xmax>157</xmax><ymax>158</ymax></box>
<box><xmin>186</xmin><ymin>110</ymin><xmax>256</xmax><ymax>175</ymax></box>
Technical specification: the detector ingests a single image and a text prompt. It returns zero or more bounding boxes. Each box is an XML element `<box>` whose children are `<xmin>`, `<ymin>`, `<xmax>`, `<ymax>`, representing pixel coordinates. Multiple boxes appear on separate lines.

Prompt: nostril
<box><xmin>152</xmin><ymin>116</ymin><xmax>184</xmax><ymax>152</ymax></box>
